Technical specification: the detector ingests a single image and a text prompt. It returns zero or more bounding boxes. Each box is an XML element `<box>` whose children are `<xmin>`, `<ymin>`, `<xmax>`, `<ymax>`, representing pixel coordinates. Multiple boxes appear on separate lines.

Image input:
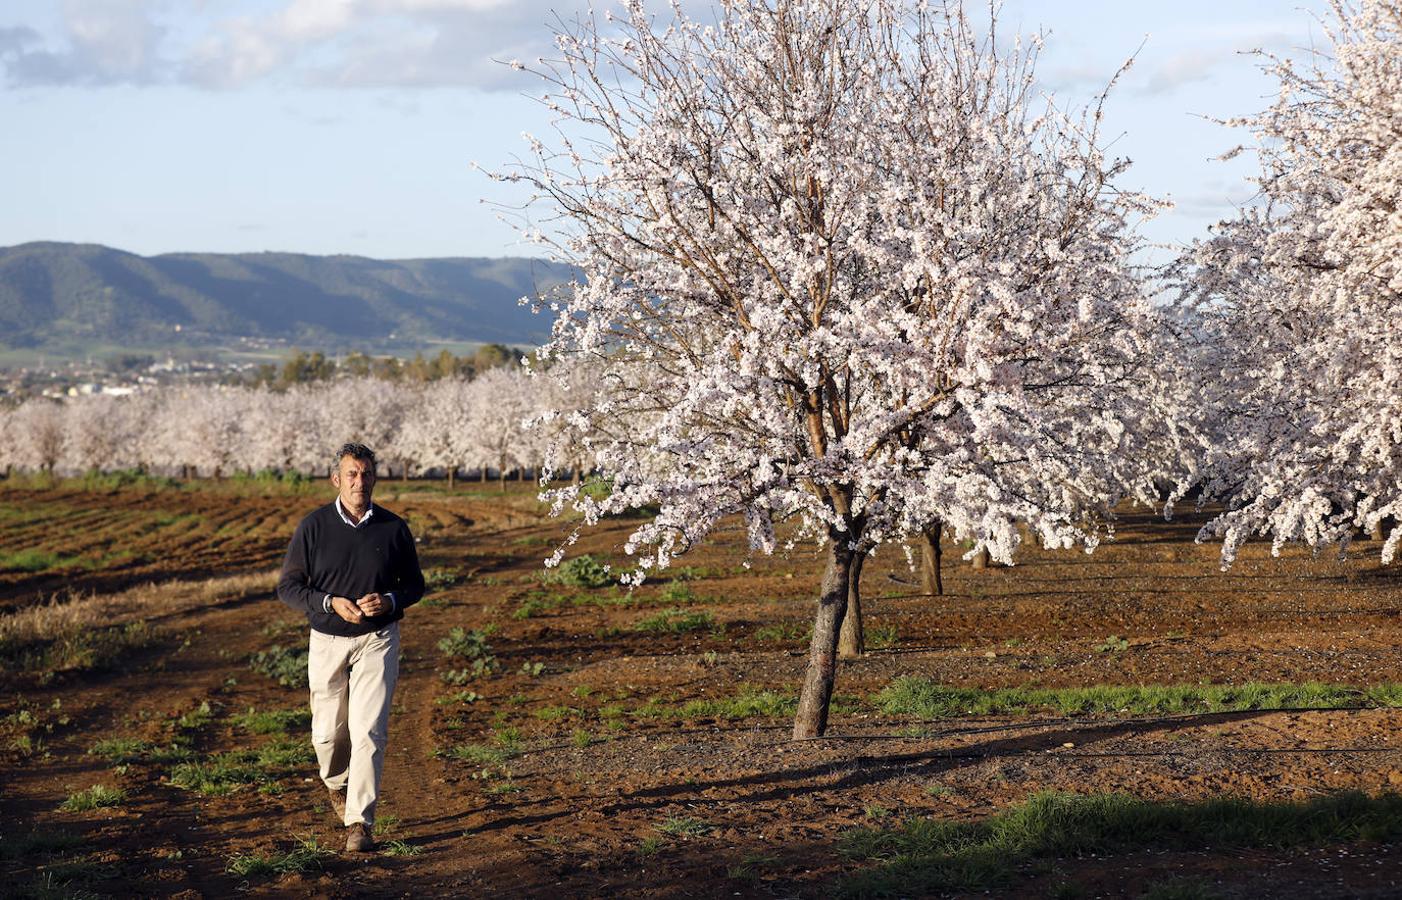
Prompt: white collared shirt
<box><xmin>335</xmin><ymin>496</ymin><xmax>375</xmax><ymax>528</ymax></box>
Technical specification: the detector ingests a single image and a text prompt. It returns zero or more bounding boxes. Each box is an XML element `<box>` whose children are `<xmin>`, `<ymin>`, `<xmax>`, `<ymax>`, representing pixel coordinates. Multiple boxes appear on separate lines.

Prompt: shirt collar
<box><xmin>334</xmin><ymin>496</ymin><xmax>375</xmax><ymax>528</ymax></box>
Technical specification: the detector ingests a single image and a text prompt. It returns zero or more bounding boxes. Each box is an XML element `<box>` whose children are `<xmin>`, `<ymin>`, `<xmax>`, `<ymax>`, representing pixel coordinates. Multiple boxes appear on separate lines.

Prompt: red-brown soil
<box><xmin>3</xmin><ymin>479</ymin><xmax>1402</xmax><ymax>898</ymax></box>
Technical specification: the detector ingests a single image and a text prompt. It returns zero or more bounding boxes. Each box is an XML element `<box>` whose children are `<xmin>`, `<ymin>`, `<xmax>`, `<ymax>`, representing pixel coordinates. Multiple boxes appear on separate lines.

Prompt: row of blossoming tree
<box><xmin>0</xmin><ymin>363</ymin><xmax>601</xmax><ymax>486</ymax></box>
<box><xmin>498</xmin><ymin>0</ymin><xmax>1401</xmax><ymax>737</ymax></box>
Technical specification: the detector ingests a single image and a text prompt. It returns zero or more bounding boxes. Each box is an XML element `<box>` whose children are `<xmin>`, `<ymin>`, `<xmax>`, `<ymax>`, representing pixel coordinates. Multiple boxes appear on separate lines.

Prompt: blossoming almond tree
<box><xmin>1174</xmin><ymin>0</ymin><xmax>1402</xmax><ymax>566</ymax></box>
<box><xmin>507</xmin><ymin>0</ymin><xmax>1166</xmax><ymax>737</ymax></box>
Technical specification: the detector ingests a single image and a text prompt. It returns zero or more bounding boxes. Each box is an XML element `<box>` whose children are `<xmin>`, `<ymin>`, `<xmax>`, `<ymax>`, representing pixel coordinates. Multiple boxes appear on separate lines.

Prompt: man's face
<box><xmin>332</xmin><ymin>455</ymin><xmax>376</xmax><ymax>511</ymax></box>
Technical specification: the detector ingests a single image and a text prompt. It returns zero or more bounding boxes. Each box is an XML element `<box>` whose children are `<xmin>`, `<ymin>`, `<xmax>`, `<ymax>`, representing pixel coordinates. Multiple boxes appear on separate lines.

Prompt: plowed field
<box><xmin>3</xmin><ymin>478</ymin><xmax>1402</xmax><ymax>898</ymax></box>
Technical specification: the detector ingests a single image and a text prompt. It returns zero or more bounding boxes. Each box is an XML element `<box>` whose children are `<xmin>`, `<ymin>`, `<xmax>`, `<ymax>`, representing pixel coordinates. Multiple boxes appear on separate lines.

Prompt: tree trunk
<box><xmin>793</xmin><ymin>535</ymin><xmax>855</xmax><ymax>739</ymax></box>
<box><xmin>971</xmin><ymin>546</ymin><xmax>990</xmax><ymax>570</ymax></box>
<box><xmin>837</xmin><ymin>550</ymin><xmax>866</xmax><ymax>658</ymax></box>
<box><xmin>448</xmin><ymin>467</ymin><xmax>456</xmax><ymax>490</ymax></box>
<box><xmin>479</xmin><ymin>467</ymin><xmax>488</xmax><ymax>483</ymax></box>
<box><xmin>498</xmin><ymin>459</ymin><xmax>507</xmax><ymax>492</ymax></box>
<box><xmin>920</xmin><ymin>521</ymin><xmax>943</xmax><ymax>596</ymax></box>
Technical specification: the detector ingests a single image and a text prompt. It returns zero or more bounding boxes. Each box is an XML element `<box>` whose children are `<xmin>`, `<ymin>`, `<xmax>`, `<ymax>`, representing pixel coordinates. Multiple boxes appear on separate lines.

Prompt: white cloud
<box><xmin>1134</xmin><ymin>48</ymin><xmax>1225</xmax><ymax>96</ymax></box>
<box><xmin>0</xmin><ymin>0</ymin><xmax>166</xmax><ymax>86</ymax></box>
<box><xmin>0</xmin><ymin>0</ymin><xmax>570</xmax><ymax>90</ymax></box>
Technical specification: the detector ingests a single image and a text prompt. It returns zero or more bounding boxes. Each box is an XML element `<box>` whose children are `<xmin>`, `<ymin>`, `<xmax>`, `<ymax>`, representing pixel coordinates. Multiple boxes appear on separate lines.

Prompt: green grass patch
<box><xmin>874</xmin><ymin>679</ymin><xmax>1402</xmax><ymax>719</ymax></box>
<box><xmin>535</xmin><ymin>704</ymin><xmax>580</xmax><ymax>722</ymax></box>
<box><xmin>89</xmin><ymin>737</ymin><xmax>155</xmax><ymax>764</ymax></box>
<box><xmin>676</xmin><ymin>686</ymin><xmax>795</xmax><ymax>720</ymax></box>
<box><xmin>753</xmin><ymin>621</ymin><xmax>808</xmax><ymax>643</ymax></box>
<box><xmin>0</xmin><ymin>548</ymin><xmax>83</xmax><ymax>573</ymax></box>
<box><xmin>248</xmin><ymin>645</ymin><xmax>309</xmax><ymax>689</ymax></box>
<box><xmin>631</xmin><ymin>608</ymin><xmax>718</xmax><ymax>634</ymax></box>
<box><xmin>59</xmin><ymin>784</ymin><xmax>127</xmax><ymax>812</ymax></box>
<box><xmin>839</xmin><ymin>790</ymin><xmax>1402</xmax><ymax>898</ymax></box>
<box><xmin>226</xmin><ymin>835</ymin><xmax>333</xmax><ymax>878</ymax></box>
<box><xmin>231</xmin><ymin>707</ymin><xmax>311</xmax><ymax>734</ymax></box>
<box><xmin>866</xmin><ymin>624</ymin><xmax>898</xmax><ymax>650</ymax></box>
<box><xmin>169</xmin><ymin>741</ymin><xmax>313</xmax><ymax>796</ymax></box>
<box><xmin>382</xmin><ymin>839</ymin><xmax>425</xmax><ymax>857</ymax></box>
<box><xmin>656</xmin><ymin>816</ymin><xmax>713</xmax><ymax>837</ymax></box>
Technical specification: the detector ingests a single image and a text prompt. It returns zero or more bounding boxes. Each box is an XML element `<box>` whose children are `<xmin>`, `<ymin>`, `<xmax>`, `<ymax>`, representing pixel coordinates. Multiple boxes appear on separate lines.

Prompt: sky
<box><xmin>0</xmin><ymin>0</ymin><xmax>1330</xmax><ymax>261</ymax></box>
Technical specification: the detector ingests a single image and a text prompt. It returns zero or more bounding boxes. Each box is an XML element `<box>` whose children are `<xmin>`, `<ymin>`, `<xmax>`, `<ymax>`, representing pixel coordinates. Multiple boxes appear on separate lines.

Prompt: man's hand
<box><xmin>330</xmin><ymin>596</ymin><xmax>364</xmax><ymax>624</ymax></box>
<box><xmin>357</xmin><ymin>592</ymin><xmax>390</xmax><ymax>618</ymax></box>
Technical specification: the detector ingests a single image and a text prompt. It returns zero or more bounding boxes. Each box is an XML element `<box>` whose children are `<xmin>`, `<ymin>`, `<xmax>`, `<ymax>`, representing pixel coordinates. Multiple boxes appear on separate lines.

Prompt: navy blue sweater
<box><xmin>277</xmin><ymin>502</ymin><xmax>425</xmax><ymax>636</ymax></box>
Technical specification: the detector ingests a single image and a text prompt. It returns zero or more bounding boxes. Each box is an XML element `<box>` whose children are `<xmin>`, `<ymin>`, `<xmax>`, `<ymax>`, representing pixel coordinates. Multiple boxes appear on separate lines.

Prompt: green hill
<box><xmin>0</xmin><ymin>242</ymin><xmax>573</xmax><ymax>356</ymax></box>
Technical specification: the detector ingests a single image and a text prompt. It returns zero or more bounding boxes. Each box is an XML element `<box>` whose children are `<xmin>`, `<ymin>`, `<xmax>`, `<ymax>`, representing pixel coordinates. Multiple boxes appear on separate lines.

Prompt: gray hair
<box><xmin>334</xmin><ymin>442</ymin><xmax>376</xmax><ymax>471</ymax></box>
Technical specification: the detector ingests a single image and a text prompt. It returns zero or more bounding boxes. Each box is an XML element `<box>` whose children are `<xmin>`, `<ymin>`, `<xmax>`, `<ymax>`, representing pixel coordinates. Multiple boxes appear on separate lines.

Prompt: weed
<box><xmin>656</xmin><ymin>816</ymin><xmax>713</xmax><ymax>837</ymax></box>
<box><xmin>169</xmin><ymin>741</ymin><xmax>312</xmax><ymax>796</ymax></box>
<box><xmin>674</xmin><ymin>686</ymin><xmax>795</xmax><ymax>721</ymax></box>
<box><xmin>382</xmin><ymin>839</ymin><xmax>424</xmax><ymax>857</ymax></box>
<box><xmin>659</xmin><ymin>582</ymin><xmax>706</xmax><ymax>604</ymax></box>
<box><xmin>753</xmin><ymin>621</ymin><xmax>807</xmax><ymax>643</ymax></box>
<box><xmin>175</xmin><ymin>700</ymin><xmax>214</xmax><ymax>733</ymax></box>
<box><xmin>571</xmin><ymin>684</ymin><xmax>594</xmax><ymax>699</ymax></box>
<box><xmin>632</xmin><ymin>608</ymin><xmax>717</xmax><ymax>635</ymax></box>
<box><xmin>231</xmin><ymin>707</ymin><xmax>311</xmax><ymax>734</ymax></box>
<box><xmin>519</xmin><ymin>661</ymin><xmax>545</xmax><ymax>676</ymax></box>
<box><xmin>423</xmin><ymin>567</ymin><xmax>461</xmax><ymax>592</ymax></box>
<box><xmin>59</xmin><ymin>785</ymin><xmax>126</xmax><ymax>812</ymax></box>
<box><xmin>864</xmin><ymin>804</ymin><xmax>891</xmax><ymax>820</ymax></box>
<box><xmin>728</xmin><ymin>851</ymin><xmax>780</xmax><ymax>882</ymax></box>
<box><xmin>261</xmin><ymin>618</ymin><xmax>302</xmax><ymax>638</ymax></box>
<box><xmin>544</xmin><ymin>555</ymin><xmax>612</xmax><ymax>589</ymax></box>
<box><xmin>636</xmin><ymin>836</ymin><xmax>664</xmax><ymax>858</ymax></box>
<box><xmin>867</xmin><ymin>624</ymin><xmax>899</xmax><ymax>650</ymax></box>
<box><xmin>435</xmin><ymin>690</ymin><xmax>481</xmax><ymax>706</ymax></box>
<box><xmin>89</xmin><ymin>738</ymin><xmax>154</xmax><ymax>764</ymax></box>
<box><xmin>438</xmin><ymin>625</ymin><xmax>497</xmax><ymax>660</ymax></box>
<box><xmin>571</xmin><ymin>728</ymin><xmax>593</xmax><ymax>748</ymax></box>
<box><xmin>226</xmin><ymin>835</ymin><xmax>333</xmax><ymax>878</ymax></box>
<box><xmin>535</xmin><ymin>705</ymin><xmax>579</xmax><ymax>722</ymax></box>
<box><xmin>248</xmin><ymin>645</ymin><xmax>308</xmax><ymax>689</ymax></box>
<box><xmin>1095</xmin><ymin>635</ymin><xmax>1130</xmax><ymax>653</ymax></box>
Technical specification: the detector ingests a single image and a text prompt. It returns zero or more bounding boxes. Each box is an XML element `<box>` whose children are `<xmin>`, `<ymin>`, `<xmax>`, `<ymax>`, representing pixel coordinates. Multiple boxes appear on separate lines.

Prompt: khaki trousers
<box><xmin>308</xmin><ymin>622</ymin><xmax>399</xmax><ymax>827</ymax></box>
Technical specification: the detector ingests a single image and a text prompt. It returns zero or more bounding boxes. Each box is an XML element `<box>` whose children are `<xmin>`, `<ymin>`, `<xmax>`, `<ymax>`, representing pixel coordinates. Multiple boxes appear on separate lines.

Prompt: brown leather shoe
<box><xmin>345</xmin><ymin>822</ymin><xmax>374</xmax><ymax>853</ymax></box>
<box><xmin>328</xmin><ymin>788</ymin><xmax>346</xmax><ymax>822</ymax></box>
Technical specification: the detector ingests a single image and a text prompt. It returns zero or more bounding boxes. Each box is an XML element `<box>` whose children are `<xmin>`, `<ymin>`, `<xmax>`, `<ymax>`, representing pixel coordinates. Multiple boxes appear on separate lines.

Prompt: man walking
<box><xmin>277</xmin><ymin>442</ymin><xmax>424</xmax><ymax>852</ymax></box>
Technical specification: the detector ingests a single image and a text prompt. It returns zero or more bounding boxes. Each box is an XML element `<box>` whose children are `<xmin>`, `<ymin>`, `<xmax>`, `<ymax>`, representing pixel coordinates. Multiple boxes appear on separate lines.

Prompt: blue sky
<box><xmin>0</xmin><ymin>0</ymin><xmax>1327</xmax><ymax>261</ymax></box>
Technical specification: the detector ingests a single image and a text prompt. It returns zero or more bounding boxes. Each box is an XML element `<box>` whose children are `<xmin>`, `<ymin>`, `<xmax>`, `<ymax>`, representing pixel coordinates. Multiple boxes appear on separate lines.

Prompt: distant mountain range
<box><xmin>0</xmin><ymin>242</ymin><xmax>575</xmax><ymax>358</ymax></box>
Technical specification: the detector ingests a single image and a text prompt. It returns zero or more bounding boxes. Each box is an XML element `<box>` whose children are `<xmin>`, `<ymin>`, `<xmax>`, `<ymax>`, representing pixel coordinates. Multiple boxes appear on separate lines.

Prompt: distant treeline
<box><xmin>244</xmin><ymin>345</ymin><xmax>529</xmax><ymax>389</ymax></box>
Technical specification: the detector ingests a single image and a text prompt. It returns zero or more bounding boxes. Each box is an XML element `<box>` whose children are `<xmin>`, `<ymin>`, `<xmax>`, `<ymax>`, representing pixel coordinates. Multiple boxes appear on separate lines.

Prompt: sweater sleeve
<box><xmin>277</xmin><ymin>516</ymin><xmax>324</xmax><ymax>615</ymax></box>
<box><xmin>390</xmin><ymin>520</ymin><xmax>426</xmax><ymax>610</ymax></box>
